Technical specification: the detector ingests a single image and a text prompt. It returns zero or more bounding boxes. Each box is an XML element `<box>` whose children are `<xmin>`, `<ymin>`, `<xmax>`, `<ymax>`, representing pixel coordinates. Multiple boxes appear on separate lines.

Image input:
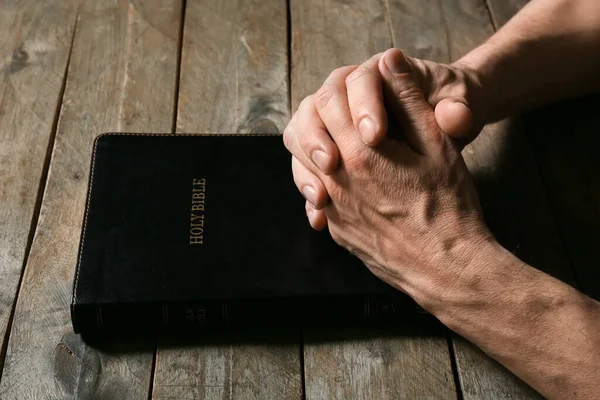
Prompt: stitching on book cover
<box><xmin>71</xmin><ymin>132</ymin><xmax>283</xmax><ymax>310</ymax></box>
<box><xmin>95</xmin><ymin>132</ymin><xmax>282</xmax><ymax>138</ymax></box>
<box><xmin>72</xmin><ymin>134</ymin><xmax>100</xmax><ymax>308</ymax></box>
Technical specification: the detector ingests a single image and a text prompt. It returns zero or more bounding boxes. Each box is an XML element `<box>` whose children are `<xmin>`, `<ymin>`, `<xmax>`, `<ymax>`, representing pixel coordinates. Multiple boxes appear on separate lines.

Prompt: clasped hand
<box><xmin>283</xmin><ymin>49</ymin><xmax>493</xmax><ymax>309</ymax></box>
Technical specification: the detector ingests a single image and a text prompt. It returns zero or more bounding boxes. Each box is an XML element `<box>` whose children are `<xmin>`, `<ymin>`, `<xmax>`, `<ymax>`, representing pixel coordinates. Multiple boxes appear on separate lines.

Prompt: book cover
<box><xmin>71</xmin><ymin>133</ymin><xmax>419</xmax><ymax>334</ymax></box>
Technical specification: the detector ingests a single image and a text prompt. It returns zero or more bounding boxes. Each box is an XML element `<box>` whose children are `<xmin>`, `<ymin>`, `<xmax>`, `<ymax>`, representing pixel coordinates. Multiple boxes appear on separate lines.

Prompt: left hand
<box><xmin>283</xmin><ymin>53</ymin><xmax>493</xmax><ymax>306</ymax></box>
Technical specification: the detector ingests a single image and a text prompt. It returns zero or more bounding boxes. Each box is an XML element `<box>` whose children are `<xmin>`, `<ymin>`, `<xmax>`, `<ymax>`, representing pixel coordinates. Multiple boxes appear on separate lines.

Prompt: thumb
<box><xmin>378</xmin><ymin>48</ymin><xmax>442</xmax><ymax>155</ymax></box>
<box><xmin>434</xmin><ymin>97</ymin><xmax>473</xmax><ymax>139</ymax></box>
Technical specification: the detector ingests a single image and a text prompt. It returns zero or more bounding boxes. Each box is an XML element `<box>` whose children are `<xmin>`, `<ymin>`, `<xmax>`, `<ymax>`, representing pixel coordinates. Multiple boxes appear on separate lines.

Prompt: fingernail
<box><xmin>384</xmin><ymin>51</ymin><xmax>408</xmax><ymax>74</ymax></box>
<box><xmin>359</xmin><ymin>117</ymin><xmax>378</xmax><ymax>145</ymax></box>
<box><xmin>302</xmin><ymin>185</ymin><xmax>317</xmax><ymax>207</ymax></box>
<box><xmin>311</xmin><ymin>150</ymin><xmax>329</xmax><ymax>172</ymax></box>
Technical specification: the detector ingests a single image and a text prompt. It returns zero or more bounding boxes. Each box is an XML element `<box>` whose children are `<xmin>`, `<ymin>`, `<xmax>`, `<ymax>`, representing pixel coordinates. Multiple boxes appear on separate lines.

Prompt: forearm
<box><xmin>456</xmin><ymin>0</ymin><xmax>600</xmax><ymax>122</ymax></box>
<box><xmin>420</xmin><ymin>240</ymin><xmax>600</xmax><ymax>399</ymax></box>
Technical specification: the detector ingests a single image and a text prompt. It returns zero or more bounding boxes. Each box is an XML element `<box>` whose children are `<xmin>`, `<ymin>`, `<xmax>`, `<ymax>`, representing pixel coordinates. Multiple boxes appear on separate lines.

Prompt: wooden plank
<box><xmin>154</xmin><ymin>331</ymin><xmax>302</xmax><ymax>400</ymax></box>
<box><xmin>291</xmin><ymin>0</ymin><xmax>391</xmax><ymax>105</ymax></box>
<box><xmin>524</xmin><ymin>97</ymin><xmax>600</xmax><ymax>301</ymax></box>
<box><xmin>486</xmin><ymin>0</ymin><xmax>529</xmax><ymax>28</ymax></box>
<box><xmin>303</xmin><ymin>327</ymin><xmax>455</xmax><ymax>399</ymax></box>
<box><xmin>0</xmin><ymin>0</ymin><xmax>78</xmax><ymax>372</ymax></box>
<box><xmin>152</xmin><ymin>1</ymin><xmax>302</xmax><ymax>399</ymax></box>
<box><xmin>0</xmin><ymin>0</ymin><xmax>181</xmax><ymax>398</ymax></box>
<box><xmin>291</xmin><ymin>1</ymin><xmax>457</xmax><ymax>398</ymax></box>
<box><xmin>175</xmin><ymin>0</ymin><xmax>289</xmax><ymax>134</ymax></box>
<box><xmin>452</xmin><ymin>336</ymin><xmax>542</xmax><ymax>399</ymax></box>
<box><xmin>388</xmin><ymin>0</ymin><xmax>576</xmax><ymax>398</ymax></box>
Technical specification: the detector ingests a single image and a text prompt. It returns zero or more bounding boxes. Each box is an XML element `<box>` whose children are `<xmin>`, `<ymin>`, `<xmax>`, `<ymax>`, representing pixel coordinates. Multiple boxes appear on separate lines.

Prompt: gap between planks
<box><xmin>170</xmin><ymin>0</ymin><xmax>187</xmax><ymax>134</ymax></box>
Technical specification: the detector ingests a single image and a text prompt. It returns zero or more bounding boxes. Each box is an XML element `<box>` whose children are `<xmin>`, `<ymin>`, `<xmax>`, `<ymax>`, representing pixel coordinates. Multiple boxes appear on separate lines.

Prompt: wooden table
<box><xmin>1</xmin><ymin>0</ymin><xmax>598</xmax><ymax>398</ymax></box>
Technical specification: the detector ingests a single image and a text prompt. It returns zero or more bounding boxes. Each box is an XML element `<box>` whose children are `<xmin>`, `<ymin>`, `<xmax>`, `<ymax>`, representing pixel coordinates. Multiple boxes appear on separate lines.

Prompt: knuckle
<box><xmin>315</xmin><ymin>84</ymin><xmax>335</xmax><ymax>110</ymax></box>
<box><xmin>327</xmin><ymin>182</ymin><xmax>347</xmax><ymax>205</ymax></box>
<box><xmin>316</xmin><ymin>65</ymin><xmax>357</xmax><ymax>110</ymax></box>
<box><xmin>345</xmin><ymin>66</ymin><xmax>373</xmax><ymax>86</ymax></box>
<box><xmin>395</xmin><ymin>84</ymin><xmax>424</xmax><ymax>103</ymax></box>
<box><xmin>424</xmin><ymin>120</ymin><xmax>444</xmax><ymax>143</ymax></box>
<box><xmin>344</xmin><ymin>149</ymin><xmax>369</xmax><ymax>171</ymax></box>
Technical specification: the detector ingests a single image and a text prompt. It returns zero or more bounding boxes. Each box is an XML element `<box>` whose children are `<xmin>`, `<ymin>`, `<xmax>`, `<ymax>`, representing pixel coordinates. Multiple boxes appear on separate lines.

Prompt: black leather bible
<box><xmin>71</xmin><ymin>133</ymin><xmax>420</xmax><ymax>334</ymax></box>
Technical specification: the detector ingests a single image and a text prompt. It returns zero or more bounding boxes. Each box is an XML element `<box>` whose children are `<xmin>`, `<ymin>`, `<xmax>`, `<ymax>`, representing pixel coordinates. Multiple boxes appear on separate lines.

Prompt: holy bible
<box><xmin>71</xmin><ymin>133</ymin><xmax>422</xmax><ymax>334</ymax></box>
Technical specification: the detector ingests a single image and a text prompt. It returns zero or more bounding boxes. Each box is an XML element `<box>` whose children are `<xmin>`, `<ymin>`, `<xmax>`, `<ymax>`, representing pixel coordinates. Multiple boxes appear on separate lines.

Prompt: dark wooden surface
<box><xmin>0</xmin><ymin>0</ymin><xmax>596</xmax><ymax>398</ymax></box>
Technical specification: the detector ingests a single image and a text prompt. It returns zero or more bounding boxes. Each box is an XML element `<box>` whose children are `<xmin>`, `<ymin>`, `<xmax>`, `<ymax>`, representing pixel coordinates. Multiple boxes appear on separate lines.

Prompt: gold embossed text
<box><xmin>190</xmin><ymin>178</ymin><xmax>206</xmax><ymax>245</ymax></box>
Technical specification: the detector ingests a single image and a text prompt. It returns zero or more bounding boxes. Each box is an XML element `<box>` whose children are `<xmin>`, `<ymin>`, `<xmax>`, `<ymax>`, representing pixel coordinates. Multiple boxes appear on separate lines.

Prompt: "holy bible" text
<box><xmin>190</xmin><ymin>178</ymin><xmax>206</xmax><ymax>245</ymax></box>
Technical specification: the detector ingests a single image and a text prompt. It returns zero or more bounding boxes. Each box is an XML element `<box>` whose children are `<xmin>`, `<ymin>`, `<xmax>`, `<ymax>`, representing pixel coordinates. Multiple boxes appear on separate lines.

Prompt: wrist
<box><xmin>452</xmin><ymin>43</ymin><xmax>500</xmax><ymax>126</ymax></box>
<box><xmin>392</xmin><ymin>227</ymin><xmax>501</xmax><ymax>315</ymax></box>
<box><xmin>410</xmin><ymin>236</ymin><xmax>523</xmax><ymax>328</ymax></box>
<box><xmin>417</xmin><ymin>235</ymin><xmax>584</xmax><ymax>341</ymax></box>
<box><xmin>412</xmin><ymin>236</ymin><xmax>600</xmax><ymax>399</ymax></box>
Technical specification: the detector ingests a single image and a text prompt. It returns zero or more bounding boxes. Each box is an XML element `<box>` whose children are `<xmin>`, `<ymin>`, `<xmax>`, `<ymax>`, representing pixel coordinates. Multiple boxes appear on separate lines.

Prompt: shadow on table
<box><xmin>468</xmin><ymin>94</ymin><xmax>599</xmax><ymax>301</ymax></box>
<box><xmin>78</xmin><ymin>94</ymin><xmax>599</xmax><ymax>353</ymax></box>
<box><xmin>80</xmin><ymin>312</ymin><xmax>447</xmax><ymax>352</ymax></box>
<box><xmin>522</xmin><ymin>94</ymin><xmax>600</xmax><ymax>301</ymax></box>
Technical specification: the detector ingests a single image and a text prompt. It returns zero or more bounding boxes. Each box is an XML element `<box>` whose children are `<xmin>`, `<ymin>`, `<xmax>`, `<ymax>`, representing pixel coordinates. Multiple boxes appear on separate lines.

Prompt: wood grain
<box><xmin>0</xmin><ymin>0</ymin><xmax>181</xmax><ymax>398</ymax></box>
<box><xmin>154</xmin><ymin>332</ymin><xmax>302</xmax><ymax>400</ymax></box>
<box><xmin>389</xmin><ymin>0</ymin><xmax>575</xmax><ymax>398</ymax></box>
<box><xmin>0</xmin><ymin>0</ymin><xmax>78</xmax><ymax>371</ymax></box>
<box><xmin>152</xmin><ymin>1</ymin><xmax>302</xmax><ymax>399</ymax></box>
<box><xmin>304</xmin><ymin>327</ymin><xmax>455</xmax><ymax>400</ymax></box>
<box><xmin>452</xmin><ymin>336</ymin><xmax>542</xmax><ymax>399</ymax></box>
<box><xmin>292</xmin><ymin>1</ymin><xmax>456</xmax><ymax>399</ymax></box>
<box><xmin>388</xmin><ymin>0</ymin><xmax>490</xmax><ymax>63</ymax></box>
<box><xmin>175</xmin><ymin>0</ymin><xmax>289</xmax><ymax>134</ymax></box>
<box><xmin>486</xmin><ymin>0</ymin><xmax>530</xmax><ymax>28</ymax></box>
<box><xmin>291</xmin><ymin>0</ymin><xmax>391</xmax><ymax>108</ymax></box>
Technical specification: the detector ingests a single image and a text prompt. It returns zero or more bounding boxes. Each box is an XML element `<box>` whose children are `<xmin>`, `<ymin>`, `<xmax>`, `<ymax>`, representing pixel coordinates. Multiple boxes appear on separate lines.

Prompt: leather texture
<box><xmin>71</xmin><ymin>134</ymin><xmax>408</xmax><ymax>332</ymax></box>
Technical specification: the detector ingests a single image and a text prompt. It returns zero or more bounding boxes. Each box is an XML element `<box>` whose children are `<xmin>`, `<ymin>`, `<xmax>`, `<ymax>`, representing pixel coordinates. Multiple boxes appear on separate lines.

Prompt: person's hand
<box><xmin>284</xmin><ymin>49</ymin><xmax>485</xmax><ymax>229</ymax></box>
<box><xmin>283</xmin><ymin>52</ymin><xmax>493</xmax><ymax>307</ymax></box>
